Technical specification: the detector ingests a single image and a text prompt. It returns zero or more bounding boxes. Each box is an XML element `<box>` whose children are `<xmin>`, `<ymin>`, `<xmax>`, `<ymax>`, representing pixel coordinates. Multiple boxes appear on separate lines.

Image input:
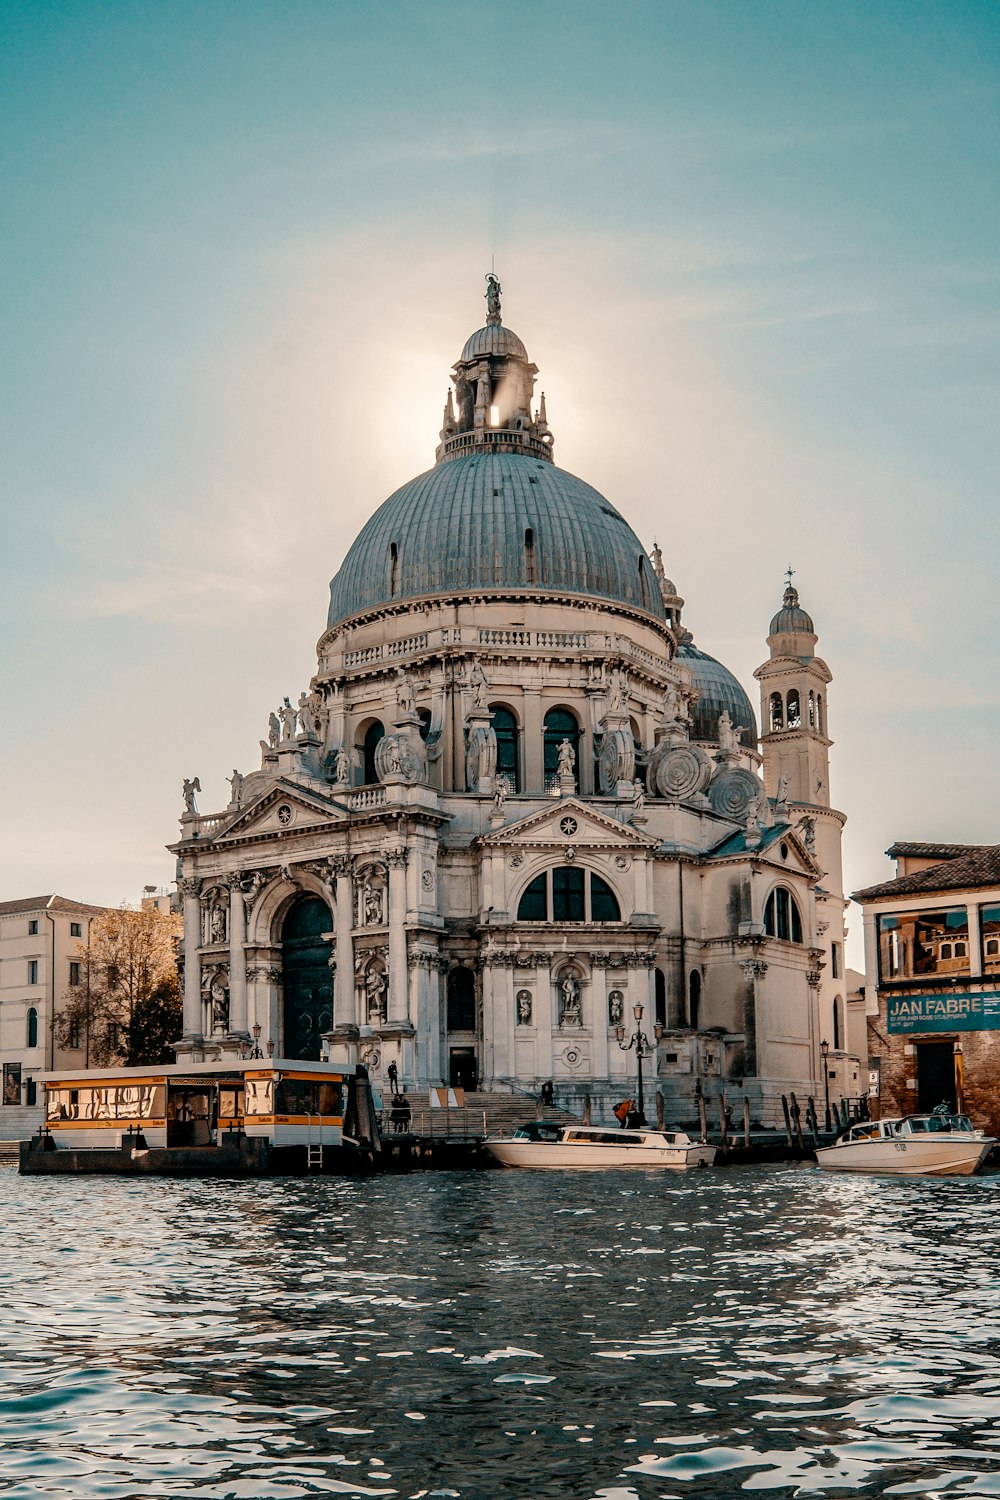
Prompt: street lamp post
<box><xmin>240</xmin><ymin>1023</ymin><xmax>264</xmax><ymax>1061</ymax></box>
<box><xmin>615</xmin><ymin>1002</ymin><xmax>663</xmax><ymax>1126</ymax></box>
<box><xmin>820</xmin><ymin>1038</ymin><xmax>831</xmax><ymax>1132</ymax></box>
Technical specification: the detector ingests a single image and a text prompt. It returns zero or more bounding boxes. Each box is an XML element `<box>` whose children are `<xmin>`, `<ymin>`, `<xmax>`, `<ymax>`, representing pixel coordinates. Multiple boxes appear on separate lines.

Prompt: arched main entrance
<box><xmin>281</xmin><ymin>896</ymin><xmax>333</xmax><ymax>1060</ymax></box>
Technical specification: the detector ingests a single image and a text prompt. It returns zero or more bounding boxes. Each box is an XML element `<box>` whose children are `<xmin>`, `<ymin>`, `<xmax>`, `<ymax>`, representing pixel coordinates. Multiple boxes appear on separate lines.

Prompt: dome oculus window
<box><xmin>517</xmin><ymin>868</ymin><xmax>621</xmax><ymax>923</ymax></box>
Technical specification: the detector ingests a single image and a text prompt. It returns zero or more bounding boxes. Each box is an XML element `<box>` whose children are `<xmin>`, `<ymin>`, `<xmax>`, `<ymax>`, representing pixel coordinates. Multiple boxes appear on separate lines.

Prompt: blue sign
<box><xmin>887</xmin><ymin>992</ymin><xmax>1000</xmax><ymax>1034</ymax></box>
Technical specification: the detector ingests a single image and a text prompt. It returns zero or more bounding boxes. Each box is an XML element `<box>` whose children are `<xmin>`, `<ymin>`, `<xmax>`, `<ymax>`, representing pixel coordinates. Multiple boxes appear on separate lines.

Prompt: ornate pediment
<box><xmin>209</xmin><ymin>782</ymin><xmax>350</xmax><ymax>847</ymax></box>
<box><xmin>481</xmin><ymin>797</ymin><xmax>656</xmax><ymax>851</ymax></box>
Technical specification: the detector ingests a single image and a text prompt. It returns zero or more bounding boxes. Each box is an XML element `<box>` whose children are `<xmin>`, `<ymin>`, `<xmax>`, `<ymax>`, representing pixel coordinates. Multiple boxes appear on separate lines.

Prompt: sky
<box><xmin>2</xmin><ymin>0</ymin><xmax>999</xmax><ymax>967</ymax></box>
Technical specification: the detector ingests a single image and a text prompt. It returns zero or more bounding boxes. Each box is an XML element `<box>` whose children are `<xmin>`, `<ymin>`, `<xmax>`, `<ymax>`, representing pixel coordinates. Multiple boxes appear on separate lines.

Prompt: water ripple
<box><xmin>2</xmin><ymin>1165</ymin><xmax>999</xmax><ymax>1496</ymax></box>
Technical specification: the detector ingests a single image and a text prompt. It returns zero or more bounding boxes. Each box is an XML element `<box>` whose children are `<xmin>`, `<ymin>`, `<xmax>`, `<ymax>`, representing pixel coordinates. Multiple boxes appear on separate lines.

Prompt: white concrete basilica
<box><xmin>170</xmin><ymin>277</ymin><xmax>857</xmax><ymax>1124</ymax></box>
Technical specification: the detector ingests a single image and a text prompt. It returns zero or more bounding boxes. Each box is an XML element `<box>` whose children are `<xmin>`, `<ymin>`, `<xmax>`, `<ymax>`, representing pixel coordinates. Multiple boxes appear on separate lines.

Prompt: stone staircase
<box><xmin>401</xmin><ymin>1090</ymin><xmax>581</xmax><ymax>1140</ymax></box>
<box><xmin>0</xmin><ymin>1106</ymin><xmax>44</xmax><ymax>1161</ymax></box>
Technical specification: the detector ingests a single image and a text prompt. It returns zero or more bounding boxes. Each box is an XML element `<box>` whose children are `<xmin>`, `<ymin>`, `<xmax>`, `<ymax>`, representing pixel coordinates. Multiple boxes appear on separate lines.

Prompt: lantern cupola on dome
<box><xmin>436</xmin><ymin>272</ymin><xmax>553</xmax><ymax>464</ymax></box>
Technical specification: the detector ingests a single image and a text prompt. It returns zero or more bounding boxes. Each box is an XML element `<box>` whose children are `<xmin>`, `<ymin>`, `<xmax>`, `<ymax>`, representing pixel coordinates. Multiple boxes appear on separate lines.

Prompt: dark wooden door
<box><xmin>916</xmin><ymin>1041</ymin><xmax>956</xmax><ymax>1113</ymax></box>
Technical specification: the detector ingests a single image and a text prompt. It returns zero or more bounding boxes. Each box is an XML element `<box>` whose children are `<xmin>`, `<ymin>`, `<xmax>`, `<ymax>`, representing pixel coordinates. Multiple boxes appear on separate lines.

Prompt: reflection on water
<box><xmin>2</xmin><ymin>1165</ymin><xmax>1000</xmax><ymax>1498</ymax></box>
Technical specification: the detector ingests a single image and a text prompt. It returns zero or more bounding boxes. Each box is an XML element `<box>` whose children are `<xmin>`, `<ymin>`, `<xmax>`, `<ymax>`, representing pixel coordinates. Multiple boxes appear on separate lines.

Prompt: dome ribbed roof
<box><xmin>328</xmin><ymin>450</ymin><xmax>665</xmax><ymax>626</ymax></box>
<box><xmin>460</xmin><ymin>324</ymin><xmax>528</xmax><ymax>362</ymax></box>
<box><xmin>769</xmin><ymin>584</ymin><xmax>815</xmax><ymax>638</ymax></box>
<box><xmin>677</xmin><ymin>639</ymin><xmax>758</xmax><ymax>748</ymax></box>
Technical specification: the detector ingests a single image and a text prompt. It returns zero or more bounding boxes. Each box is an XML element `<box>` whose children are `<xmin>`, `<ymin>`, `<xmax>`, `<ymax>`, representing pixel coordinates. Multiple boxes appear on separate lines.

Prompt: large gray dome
<box><xmin>677</xmin><ymin>639</ymin><xmax>758</xmax><ymax>748</ymax></box>
<box><xmin>328</xmin><ymin>450</ymin><xmax>666</xmax><ymax>626</ymax></box>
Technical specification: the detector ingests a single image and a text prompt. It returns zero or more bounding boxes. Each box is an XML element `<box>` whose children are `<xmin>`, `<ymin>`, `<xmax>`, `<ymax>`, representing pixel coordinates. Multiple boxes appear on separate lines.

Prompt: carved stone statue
<box><xmin>560</xmin><ymin>974</ymin><xmax>582</xmax><ymax>1027</ymax></box>
<box><xmin>268</xmin><ymin>712</ymin><xmax>280</xmax><ymax>750</ymax></box>
<box><xmin>662</xmin><ymin>680</ymin><xmax>683</xmax><ymax>725</ymax></box>
<box><xmin>485</xmin><ymin>271</ymin><xmax>502</xmax><ymax>321</ymax></box>
<box><xmin>386</xmin><ymin>739</ymin><xmax>402</xmax><ymax>774</ymax></box>
<box><xmin>608</xmin><ymin>990</ymin><xmax>624</xmax><ymax>1026</ymax></box>
<box><xmin>182</xmin><ymin>777</ymin><xmax>201</xmax><ymax>815</ymax></box>
<box><xmin>516</xmin><ymin>990</ymin><xmax>532</xmax><ymax>1025</ymax></box>
<box><xmin>228</xmin><ymin>769</ymin><xmax>243</xmax><ymax>806</ymax></box>
<box><xmin>745</xmin><ymin>791</ymin><xmax>764</xmax><ymax>830</ymax></box>
<box><xmin>557</xmin><ymin>739</ymin><xmax>576</xmax><ymax>776</ymax></box>
<box><xmin>775</xmin><ymin>773</ymin><xmax>789</xmax><ymax>806</ymax></box>
<box><xmin>210</xmin><ymin>905</ymin><xmax>226</xmax><ymax>944</ymax></box>
<box><xmin>280</xmin><ymin>698</ymin><xmax>297</xmax><ymax>742</ymax></box>
<box><xmin>297</xmin><ymin>691</ymin><xmax>313</xmax><ymax>737</ymax></box>
<box><xmin>607</xmin><ymin>665</ymin><xmax>628</xmax><ymax>715</ymax></box>
<box><xmin>799</xmin><ymin>814</ymin><xmax>816</xmax><ymax>853</ymax></box>
<box><xmin>493</xmin><ymin>776</ymin><xmax>507</xmax><ymax>814</ymax></box>
<box><xmin>470</xmin><ymin>660</ymin><xmax>489</xmax><ymax>709</ymax></box>
<box><xmin>366</xmin><ymin>967</ymin><xmax>387</xmax><ymax>1025</ymax></box>
<box><xmin>210</xmin><ymin>977</ymin><xmax>229</xmax><ymax>1032</ymax></box>
<box><xmin>363</xmin><ymin>883</ymin><xmax>384</xmax><ymax>926</ymax></box>
<box><xmin>717</xmin><ymin>710</ymin><xmax>745</xmax><ymax>753</ymax></box>
<box><xmin>396</xmin><ymin>667</ymin><xmax>416</xmax><ymax>715</ymax></box>
<box><xmin>632</xmin><ymin>779</ymin><xmax>645</xmax><ymax>813</ymax></box>
<box><xmin>334</xmin><ymin>748</ymin><xmax>351</xmax><ymax>784</ymax></box>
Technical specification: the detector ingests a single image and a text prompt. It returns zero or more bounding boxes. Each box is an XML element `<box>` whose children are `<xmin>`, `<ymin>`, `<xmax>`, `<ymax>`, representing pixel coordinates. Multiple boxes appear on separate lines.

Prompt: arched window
<box><xmin>832</xmin><ymin>995</ymin><xmax>842</xmax><ymax>1051</ymax></box>
<box><xmin>447</xmin><ymin>968</ymin><xmax>476</xmax><ymax>1031</ymax></box>
<box><xmin>769</xmin><ymin>692</ymin><xmax>784</xmax><ymax>732</ymax></box>
<box><xmin>591</xmin><ymin>875</ymin><xmax>620</xmax><ymax>921</ymax></box>
<box><xmin>417</xmin><ymin>708</ymin><xmax>432</xmax><ymax>741</ymax></box>
<box><xmin>816</xmin><ymin>694</ymin><xmax>824</xmax><ymax>734</ymax></box>
<box><xmin>764</xmin><ymin>887</ymin><xmax>804</xmax><ymax>944</ymax></box>
<box><xmin>361</xmin><ymin>721</ymin><xmax>384</xmax><ymax>784</ymax></box>
<box><xmin>389</xmin><ymin>541</ymin><xmax>399</xmax><ymax>597</ymax></box>
<box><xmin>553</xmin><ymin>866</ymin><xmax>585</xmax><ymax>921</ymax></box>
<box><xmin>808</xmin><ymin>690</ymin><xmax>816</xmax><ymax>728</ymax></box>
<box><xmin>786</xmin><ymin>689</ymin><xmax>801</xmax><ymax>729</ymax></box>
<box><xmin>491</xmin><ymin>705</ymin><xmax>520</xmax><ymax>792</ymax></box>
<box><xmin>516</xmin><ymin>868</ymin><xmax>622</xmax><ymax>923</ymax></box>
<box><xmin>26</xmin><ymin>1007</ymin><xmax>38</xmax><ymax>1049</ymax></box>
<box><xmin>524</xmin><ymin>528</ymin><xmax>536</xmax><ymax>584</ymax></box>
<box><xmin>654</xmin><ymin>968</ymin><xmax>667</xmax><ymax>1029</ymax></box>
<box><xmin>689</xmin><ymin>970</ymin><xmax>701</xmax><ymax>1029</ymax></box>
<box><xmin>543</xmin><ymin>707</ymin><xmax>580</xmax><ymax>789</ymax></box>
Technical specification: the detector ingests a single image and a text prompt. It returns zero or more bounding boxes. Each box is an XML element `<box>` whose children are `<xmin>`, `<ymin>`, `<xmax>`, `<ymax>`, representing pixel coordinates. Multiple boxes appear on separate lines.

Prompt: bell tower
<box><xmin>755</xmin><ymin>573</ymin><xmax>849</xmax><ymax>1060</ymax></box>
<box><xmin>755</xmin><ymin>571</ymin><xmax>832</xmax><ymax>808</ymax></box>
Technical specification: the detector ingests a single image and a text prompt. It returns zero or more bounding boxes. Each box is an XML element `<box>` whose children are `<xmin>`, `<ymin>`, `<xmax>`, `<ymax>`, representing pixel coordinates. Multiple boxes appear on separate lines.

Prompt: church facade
<box><xmin>170</xmin><ymin>278</ymin><xmax>855</xmax><ymax>1125</ymax></box>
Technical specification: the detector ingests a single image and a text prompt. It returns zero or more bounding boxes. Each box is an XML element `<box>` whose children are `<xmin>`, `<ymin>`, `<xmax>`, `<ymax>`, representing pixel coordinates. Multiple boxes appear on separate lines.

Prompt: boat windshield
<box><xmin>512</xmin><ymin>1122</ymin><xmax>562</xmax><ymax>1141</ymax></box>
<box><xmin>899</xmin><ymin>1113</ymin><xmax>969</xmax><ymax>1135</ymax></box>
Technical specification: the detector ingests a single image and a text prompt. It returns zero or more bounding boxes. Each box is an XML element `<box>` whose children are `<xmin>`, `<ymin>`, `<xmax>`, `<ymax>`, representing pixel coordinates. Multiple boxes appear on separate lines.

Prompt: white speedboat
<box><xmin>484</xmin><ymin>1120</ymin><xmax>716</xmax><ymax>1170</ymax></box>
<box><xmin>815</xmin><ymin>1112</ymin><xmax>995</xmax><ymax>1177</ymax></box>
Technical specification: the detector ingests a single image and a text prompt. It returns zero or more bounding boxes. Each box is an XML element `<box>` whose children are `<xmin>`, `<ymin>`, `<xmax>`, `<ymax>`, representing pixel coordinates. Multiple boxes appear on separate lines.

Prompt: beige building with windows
<box><xmin>855</xmin><ymin>843</ymin><xmax>1000</xmax><ymax>1134</ymax></box>
<box><xmin>0</xmin><ymin>895</ymin><xmax>108</xmax><ymax>1123</ymax></box>
<box><xmin>168</xmin><ymin>279</ymin><xmax>859</xmax><ymax>1126</ymax></box>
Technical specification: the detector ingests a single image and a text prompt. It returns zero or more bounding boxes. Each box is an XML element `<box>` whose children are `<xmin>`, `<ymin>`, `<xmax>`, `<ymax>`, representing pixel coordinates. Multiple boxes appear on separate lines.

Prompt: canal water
<box><xmin>3</xmin><ymin>1164</ymin><xmax>1000</xmax><ymax>1499</ymax></box>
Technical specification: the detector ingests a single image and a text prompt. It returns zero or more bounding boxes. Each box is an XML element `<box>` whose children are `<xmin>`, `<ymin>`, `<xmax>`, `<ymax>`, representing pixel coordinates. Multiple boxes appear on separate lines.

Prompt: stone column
<box><xmin>739</xmin><ymin>957</ymin><xmax>767</xmax><ymax>1077</ymax></box>
<box><xmin>179</xmin><ymin>878</ymin><xmax>203</xmax><ymax>1037</ymax></box>
<box><xmin>228</xmin><ymin>878</ymin><xmax>248</xmax><ymax>1036</ymax></box>
<box><xmin>590</xmin><ymin>960</ymin><xmax>610</xmax><ymax>1082</ymax></box>
<box><xmin>387</xmin><ymin>848</ymin><xmax>409</xmax><ymax>1024</ymax></box>
<box><xmin>334</xmin><ymin>856</ymin><xmax>356</xmax><ymax>1027</ymax></box>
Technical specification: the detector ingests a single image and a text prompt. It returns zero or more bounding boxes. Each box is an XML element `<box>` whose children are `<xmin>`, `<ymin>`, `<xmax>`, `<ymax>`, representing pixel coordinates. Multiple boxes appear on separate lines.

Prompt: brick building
<box><xmin>854</xmin><ymin>843</ymin><xmax>1000</xmax><ymax>1134</ymax></box>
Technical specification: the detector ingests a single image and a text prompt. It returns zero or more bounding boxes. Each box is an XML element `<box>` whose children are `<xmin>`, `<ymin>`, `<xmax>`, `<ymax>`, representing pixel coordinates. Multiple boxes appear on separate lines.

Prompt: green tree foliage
<box><xmin>56</xmin><ymin>904</ymin><xmax>182</xmax><ymax>1066</ymax></box>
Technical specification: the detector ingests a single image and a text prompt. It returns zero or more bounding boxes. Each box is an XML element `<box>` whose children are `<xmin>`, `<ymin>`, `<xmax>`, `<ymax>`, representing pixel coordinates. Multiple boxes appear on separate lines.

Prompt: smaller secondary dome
<box><xmin>677</xmin><ymin>638</ymin><xmax>758</xmax><ymax>749</ymax></box>
<box><xmin>769</xmin><ymin>583</ymin><xmax>815</xmax><ymax>639</ymax></box>
<box><xmin>460</xmin><ymin>324</ymin><xmax>529</xmax><ymax>363</ymax></box>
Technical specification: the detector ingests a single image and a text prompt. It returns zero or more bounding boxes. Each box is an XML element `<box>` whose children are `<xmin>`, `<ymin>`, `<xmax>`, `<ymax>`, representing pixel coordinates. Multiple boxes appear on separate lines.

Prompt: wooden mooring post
<box><xmin>742</xmin><ymin>1095</ymin><xmax>751</xmax><ymax>1149</ymax></box>
<box><xmin>789</xmin><ymin>1092</ymin><xmax>804</xmax><ymax>1152</ymax></box>
<box><xmin>781</xmin><ymin>1094</ymin><xmax>793</xmax><ymax>1147</ymax></box>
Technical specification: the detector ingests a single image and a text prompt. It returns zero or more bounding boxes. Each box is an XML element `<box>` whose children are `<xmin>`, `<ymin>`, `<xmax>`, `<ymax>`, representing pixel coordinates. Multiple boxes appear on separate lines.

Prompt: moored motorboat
<box><xmin>484</xmin><ymin>1119</ymin><xmax>716</xmax><ymax>1170</ymax></box>
<box><xmin>815</xmin><ymin>1111</ymin><xmax>995</xmax><ymax>1177</ymax></box>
